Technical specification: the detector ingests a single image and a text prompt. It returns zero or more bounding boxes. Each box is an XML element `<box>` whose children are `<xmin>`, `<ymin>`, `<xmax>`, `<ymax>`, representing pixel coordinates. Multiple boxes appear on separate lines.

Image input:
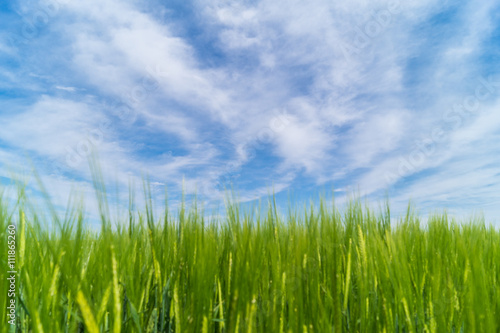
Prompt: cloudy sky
<box><xmin>0</xmin><ymin>0</ymin><xmax>499</xmax><ymax>223</ymax></box>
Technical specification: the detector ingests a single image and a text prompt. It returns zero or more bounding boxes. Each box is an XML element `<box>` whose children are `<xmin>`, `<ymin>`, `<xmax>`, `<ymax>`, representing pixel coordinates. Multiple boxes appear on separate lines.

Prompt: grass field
<box><xmin>1</xmin><ymin>179</ymin><xmax>499</xmax><ymax>332</ymax></box>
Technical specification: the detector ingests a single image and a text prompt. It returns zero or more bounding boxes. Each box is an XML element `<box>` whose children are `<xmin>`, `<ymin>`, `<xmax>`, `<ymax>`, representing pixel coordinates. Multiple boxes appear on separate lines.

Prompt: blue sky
<box><xmin>0</xmin><ymin>0</ymin><xmax>499</xmax><ymax>224</ymax></box>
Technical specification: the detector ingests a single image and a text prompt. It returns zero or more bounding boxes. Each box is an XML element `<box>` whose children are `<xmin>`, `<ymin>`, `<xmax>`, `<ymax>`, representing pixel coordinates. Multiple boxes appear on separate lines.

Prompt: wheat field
<box><xmin>1</xmin><ymin>180</ymin><xmax>499</xmax><ymax>332</ymax></box>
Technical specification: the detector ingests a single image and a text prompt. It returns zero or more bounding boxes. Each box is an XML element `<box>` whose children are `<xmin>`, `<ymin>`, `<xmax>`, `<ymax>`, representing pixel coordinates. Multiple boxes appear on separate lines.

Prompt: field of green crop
<box><xmin>1</xmin><ymin>180</ymin><xmax>499</xmax><ymax>332</ymax></box>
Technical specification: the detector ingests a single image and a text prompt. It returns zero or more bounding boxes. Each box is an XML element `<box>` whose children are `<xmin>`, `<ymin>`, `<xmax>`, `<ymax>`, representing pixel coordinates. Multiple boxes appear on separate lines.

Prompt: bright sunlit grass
<box><xmin>0</xmin><ymin>172</ymin><xmax>499</xmax><ymax>332</ymax></box>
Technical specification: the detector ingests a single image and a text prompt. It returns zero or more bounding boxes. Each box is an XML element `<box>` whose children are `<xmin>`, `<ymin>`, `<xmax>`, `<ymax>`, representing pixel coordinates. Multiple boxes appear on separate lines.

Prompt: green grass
<box><xmin>0</xmin><ymin>179</ymin><xmax>499</xmax><ymax>332</ymax></box>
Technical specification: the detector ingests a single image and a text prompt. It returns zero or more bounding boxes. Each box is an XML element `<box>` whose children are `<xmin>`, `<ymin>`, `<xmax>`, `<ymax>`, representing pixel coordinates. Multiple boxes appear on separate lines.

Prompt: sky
<box><xmin>0</xmin><ymin>0</ymin><xmax>499</xmax><ymax>225</ymax></box>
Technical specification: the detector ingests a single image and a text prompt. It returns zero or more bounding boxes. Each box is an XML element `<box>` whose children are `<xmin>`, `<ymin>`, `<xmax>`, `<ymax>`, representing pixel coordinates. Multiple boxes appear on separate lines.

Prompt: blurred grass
<box><xmin>0</xmin><ymin>173</ymin><xmax>499</xmax><ymax>332</ymax></box>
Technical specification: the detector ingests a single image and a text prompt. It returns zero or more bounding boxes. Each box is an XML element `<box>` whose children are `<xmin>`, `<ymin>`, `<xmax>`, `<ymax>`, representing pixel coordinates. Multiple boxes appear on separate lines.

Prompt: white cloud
<box><xmin>55</xmin><ymin>85</ymin><xmax>76</xmax><ymax>92</ymax></box>
<box><xmin>343</xmin><ymin>110</ymin><xmax>409</xmax><ymax>168</ymax></box>
<box><xmin>274</xmin><ymin>114</ymin><xmax>334</xmax><ymax>174</ymax></box>
<box><xmin>0</xmin><ymin>96</ymin><xmax>105</xmax><ymax>158</ymax></box>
